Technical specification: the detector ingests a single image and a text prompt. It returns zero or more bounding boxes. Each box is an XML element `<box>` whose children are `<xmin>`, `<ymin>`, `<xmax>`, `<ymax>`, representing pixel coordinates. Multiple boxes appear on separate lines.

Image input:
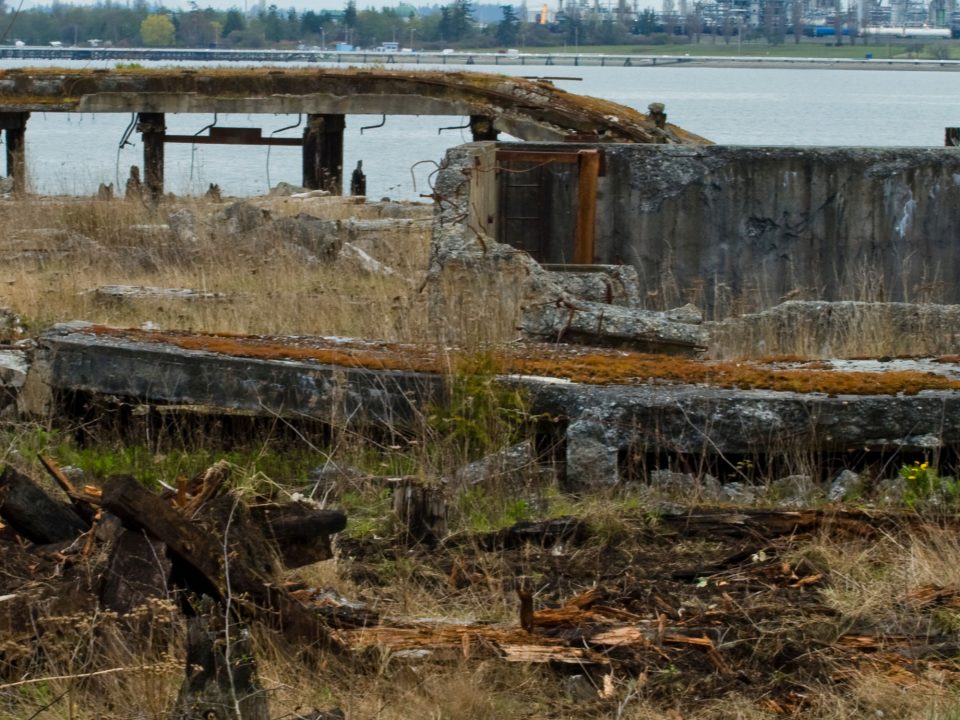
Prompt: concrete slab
<box><xmin>32</xmin><ymin>323</ymin><xmax>960</xmax><ymax>468</ymax></box>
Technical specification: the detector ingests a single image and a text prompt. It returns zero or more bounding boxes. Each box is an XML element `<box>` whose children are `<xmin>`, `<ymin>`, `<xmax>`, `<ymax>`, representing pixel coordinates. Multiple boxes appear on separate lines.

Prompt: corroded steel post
<box><xmin>303</xmin><ymin>113</ymin><xmax>345</xmax><ymax>195</ymax></box>
<box><xmin>136</xmin><ymin>112</ymin><xmax>165</xmax><ymax>203</ymax></box>
<box><xmin>1</xmin><ymin>112</ymin><xmax>29</xmax><ymax>195</ymax></box>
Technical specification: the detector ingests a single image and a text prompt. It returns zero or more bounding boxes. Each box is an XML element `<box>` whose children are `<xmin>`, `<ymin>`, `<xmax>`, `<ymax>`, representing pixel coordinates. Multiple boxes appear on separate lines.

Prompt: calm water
<box><xmin>3</xmin><ymin>59</ymin><xmax>960</xmax><ymax>199</ymax></box>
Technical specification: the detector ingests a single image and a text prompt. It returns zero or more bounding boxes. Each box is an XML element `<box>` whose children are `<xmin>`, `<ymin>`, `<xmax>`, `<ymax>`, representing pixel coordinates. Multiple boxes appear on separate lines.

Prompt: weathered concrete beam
<box><xmin>33</xmin><ymin>322</ymin><xmax>443</xmax><ymax>430</ymax></box>
<box><xmin>0</xmin><ymin>69</ymin><xmax>709</xmax><ymax>145</ymax></box>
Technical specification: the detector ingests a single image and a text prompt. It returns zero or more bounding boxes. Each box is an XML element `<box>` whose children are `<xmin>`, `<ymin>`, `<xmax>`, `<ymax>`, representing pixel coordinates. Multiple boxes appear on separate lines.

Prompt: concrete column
<box><xmin>136</xmin><ymin>113</ymin><xmax>166</xmax><ymax>203</ymax></box>
<box><xmin>302</xmin><ymin>114</ymin><xmax>345</xmax><ymax>195</ymax></box>
<box><xmin>0</xmin><ymin>112</ymin><xmax>29</xmax><ymax>195</ymax></box>
<box><xmin>469</xmin><ymin>115</ymin><xmax>499</xmax><ymax>142</ymax></box>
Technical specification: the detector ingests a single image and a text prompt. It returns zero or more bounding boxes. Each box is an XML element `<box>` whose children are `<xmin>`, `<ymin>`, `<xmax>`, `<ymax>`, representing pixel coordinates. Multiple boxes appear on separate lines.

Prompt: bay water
<box><xmin>2</xmin><ymin>58</ymin><xmax>960</xmax><ymax>199</ymax></box>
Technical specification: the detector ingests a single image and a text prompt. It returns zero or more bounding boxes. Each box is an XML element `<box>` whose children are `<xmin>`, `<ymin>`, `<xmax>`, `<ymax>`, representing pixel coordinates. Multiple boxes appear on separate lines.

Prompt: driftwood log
<box><xmin>0</xmin><ymin>465</ymin><xmax>88</xmax><ymax>543</ymax></box>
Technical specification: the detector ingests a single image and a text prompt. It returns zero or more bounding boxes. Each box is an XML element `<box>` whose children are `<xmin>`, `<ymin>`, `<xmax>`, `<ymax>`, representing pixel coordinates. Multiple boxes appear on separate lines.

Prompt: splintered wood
<box><xmin>334</xmin><ymin>588</ymin><xmax>732</xmax><ymax>668</ymax></box>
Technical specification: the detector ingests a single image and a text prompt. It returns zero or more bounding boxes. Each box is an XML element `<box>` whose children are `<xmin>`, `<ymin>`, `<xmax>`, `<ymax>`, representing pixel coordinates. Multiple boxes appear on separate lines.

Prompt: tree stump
<box><xmin>171</xmin><ymin>607</ymin><xmax>269</xmax><ymax>720</ymax></box>
<box><xmin>392</xmin><ymin>479</ymin><xmax>447</xmax><ymax>544</ymax></box>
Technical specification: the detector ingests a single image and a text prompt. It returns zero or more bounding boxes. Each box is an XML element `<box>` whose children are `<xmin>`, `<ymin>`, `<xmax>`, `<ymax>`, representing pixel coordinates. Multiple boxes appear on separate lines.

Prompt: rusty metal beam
<box><xmin>573</xmin><ymin>149</ymin><xmax>600</xmax><ymax>265</ymax></box>
<box><xmin>164</xmin><ymin>130</ymin><xmax>303</xmax><ymax>147</ymax></box>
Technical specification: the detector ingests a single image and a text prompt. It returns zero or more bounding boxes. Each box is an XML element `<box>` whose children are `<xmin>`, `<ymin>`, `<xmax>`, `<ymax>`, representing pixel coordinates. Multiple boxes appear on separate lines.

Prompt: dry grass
<box><xmin>0</xmin><ymin>195</ymin><xmax>433</xmax><ymax>342</ymax></box>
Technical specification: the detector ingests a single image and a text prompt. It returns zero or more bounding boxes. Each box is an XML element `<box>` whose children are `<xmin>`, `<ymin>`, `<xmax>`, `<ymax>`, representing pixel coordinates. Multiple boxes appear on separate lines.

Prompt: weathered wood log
<box><xmin>656</xmin><ymin>506</ymin><xmax>937</xmax><ymax>540</ymax></box>
<box><xmin>250</xmin><ymin>502</ymin><xmax>346</xmax><ymax>568</ymax></box>
<box><xmin>101</xmin><ymin>475</ymin><xmax>340</xmax><ymax>651</ymax></box>
<box><xmin>0</xmin><ymin>465</ymin><xmax>88</xmax><ymax>543</ymax></box>
<box><xmin>474</xmin><ymin>516</ymin><xmax>585</xmax><ymax>551</ymax></box>
<box><xmin>172</xmin><ymin>611</ymin><xmax>269</xmax><ymax>720</ymax></box>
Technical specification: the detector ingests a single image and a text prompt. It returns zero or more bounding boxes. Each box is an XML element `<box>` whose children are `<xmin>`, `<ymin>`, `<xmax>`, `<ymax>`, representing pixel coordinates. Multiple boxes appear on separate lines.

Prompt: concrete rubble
<box><xmin>425</xmin><ymin>146</ymin><xmax>708</xmax><ymax>352</ymax></box>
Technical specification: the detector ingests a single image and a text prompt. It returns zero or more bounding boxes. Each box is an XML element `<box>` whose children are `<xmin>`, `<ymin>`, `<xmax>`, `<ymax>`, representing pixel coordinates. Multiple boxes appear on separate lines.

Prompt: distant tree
<box><xmin>140</xmin><ymin>13</ymin><xmax>175</xmax><ymax>46</ymax></box>
<box><xmin>222</xmin><ymin>8</ymin><xmax>245</xmax><ymax>37</ymax></box>
<box><xmin>344</xmin><ymin>0</ymin><xmax>357</xmax><ymax>28</ymax></box>
<box><xmin>301</xmin><ymin>10</ymin><xmax>322</xmax><ymax>34</ymax></box>
<box><xmin>178</xmin><ymin>6</ymin><xmax>217</xmax><ymax>47</ymax></box>
<box><xmin>262</xmin><ymin>4</ymin><xmax>283</xmax><ymax>42</ymax></box>
<box><xmin>791</xmin><ymin>0</ymin><xmax>801</xmax><ymax>43</ymax></box>
<box><xmin>496</xmin><ymin>4</ymin><xmax>519</xmax><ymax>45</ymax></box>
<box><xmin>633</xmin><ymin>7</ymin><xmax>659</xmax><ymax>34</ymax></box>
<box><xmin>450</xmin><ymin>0</ymin><xmax>473</xmax><ymax>40</ymax></box>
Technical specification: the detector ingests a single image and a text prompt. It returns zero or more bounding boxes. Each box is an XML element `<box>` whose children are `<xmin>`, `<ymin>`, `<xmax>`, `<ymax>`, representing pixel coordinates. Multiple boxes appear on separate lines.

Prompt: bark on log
<box><xmin>0</xmin><ymin>465</ymin><xmax>88</xmax><ymax>543</ymax></box>
<box><xmin>101</xmin><ymin>475</ymin><xmax>340</xmax><ymax>651</ymax></box>
<box><xmin>100</xmin><ymin>529</ymin><xmax>172</xmax><ymax>615</ymax></box>
<box><xmin>250</xmin><ymin>502</ymin><xmax>346</xmax><ymax>568</ymax></box>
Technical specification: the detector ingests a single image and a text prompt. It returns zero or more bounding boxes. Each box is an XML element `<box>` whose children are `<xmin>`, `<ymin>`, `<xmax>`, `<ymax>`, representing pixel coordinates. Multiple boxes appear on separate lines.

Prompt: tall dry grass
<box><xmin>0</xmin><ymin>196</ymin><xmax>434</xmax><ymax>342</ymax></box>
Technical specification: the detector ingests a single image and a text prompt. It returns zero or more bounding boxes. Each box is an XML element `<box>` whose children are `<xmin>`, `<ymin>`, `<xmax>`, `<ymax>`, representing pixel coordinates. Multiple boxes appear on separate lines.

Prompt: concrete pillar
<box><xmin>136</xmin><ymin>113</ymin><xmax>166</xmax><ymax>203</ymax></box>
<box><xmin>0</xmin><ymin>112</ymin><xmax>29</xmax><ymax>195</ymax></box>
<box><xmin>469</xmin><ymin>115</ymin><xmax>500</xmax><ymax>142</ymax></box>
<box><xmin>302</xmin><ymin>114</ymin><xmax>345</xmax><ymax>195</ymax></box>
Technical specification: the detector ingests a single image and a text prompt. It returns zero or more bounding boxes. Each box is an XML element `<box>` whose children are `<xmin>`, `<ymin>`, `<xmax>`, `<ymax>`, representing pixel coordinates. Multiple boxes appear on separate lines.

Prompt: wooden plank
<box><xmin>573</xmin><ymin>149</ymin><xmax>599</xmax><ymax>265</ymax></box>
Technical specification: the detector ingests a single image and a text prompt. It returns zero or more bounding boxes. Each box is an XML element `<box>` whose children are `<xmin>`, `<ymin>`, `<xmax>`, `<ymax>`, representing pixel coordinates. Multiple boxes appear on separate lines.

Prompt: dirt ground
<box><xmin>4</xmin><ymin>482</ymin><xmax>960</xmax><ymax>719</ymax></box>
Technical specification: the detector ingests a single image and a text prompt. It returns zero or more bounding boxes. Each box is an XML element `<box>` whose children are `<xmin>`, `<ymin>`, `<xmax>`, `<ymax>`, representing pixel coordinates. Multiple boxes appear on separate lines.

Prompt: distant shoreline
<box><xmin>3</xmin><ymin>46</ymin><xmax>960</xmax><ymax>72</ymax></box>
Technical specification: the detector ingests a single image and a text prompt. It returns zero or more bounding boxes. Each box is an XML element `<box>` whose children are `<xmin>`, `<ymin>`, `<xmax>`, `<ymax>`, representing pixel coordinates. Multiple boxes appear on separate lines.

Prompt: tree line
<box><xmin>0</xmin><ymin>0</ymin><xmax>840</xmax><ymax>50</ymax></box>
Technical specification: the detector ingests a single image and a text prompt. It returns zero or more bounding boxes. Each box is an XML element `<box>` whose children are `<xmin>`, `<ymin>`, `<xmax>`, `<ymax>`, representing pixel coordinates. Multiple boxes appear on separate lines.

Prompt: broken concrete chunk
<box><xmin>828</xmin><ymin>469</ymin><xmax>862</xmax><ymax>502</ymax></box>
<box><xmin>272</xmin><ymin>213</ymin><xmax>342</xmax><ymax>261</ymax></box>
<box><xmin>269</xmin><ymin>181</ymin><xmax>305</xmax><ymax>196</ymax></box>
<box><xmin>544</xmin><ymin>265</ymin><xmax>642</xmax><ymax>308</ymax></box>
<box><xmin>166</xmin><ymin>207</ymin><xmax>197</xmax><ymax>244</ymax></box>
<box><xmin>565</xmin><ymin>418</ymin><xmax>619</xmax><ymax>486</ymax></box>
<box><xmin>219</xmin><ymin>201</ymin><xmax>270</xmax><ymax>235</ymax></box>
<box><xmin>521</xmin><ymin>299</ymin><xmax>707</xmax><ymax>353</ymax></box>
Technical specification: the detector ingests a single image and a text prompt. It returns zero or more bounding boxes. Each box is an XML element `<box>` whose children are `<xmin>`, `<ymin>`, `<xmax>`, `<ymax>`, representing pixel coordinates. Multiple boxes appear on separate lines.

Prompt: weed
<box><xmin>427</xmin><ymin>353</ymin><xmax>531</xmax><ymax>471</ymax></box>
<box><xmin>899</xmin><ymin>460</ymin><xmax>959</xmax><ymax>508</ymax></box>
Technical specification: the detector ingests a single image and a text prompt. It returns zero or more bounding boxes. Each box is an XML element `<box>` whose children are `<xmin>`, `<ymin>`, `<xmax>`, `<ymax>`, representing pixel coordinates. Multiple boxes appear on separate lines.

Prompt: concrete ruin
<box><xmin>438</xmin><ymin>142</ymin><xmax>960</xmax><ymax>323</ymax></box>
